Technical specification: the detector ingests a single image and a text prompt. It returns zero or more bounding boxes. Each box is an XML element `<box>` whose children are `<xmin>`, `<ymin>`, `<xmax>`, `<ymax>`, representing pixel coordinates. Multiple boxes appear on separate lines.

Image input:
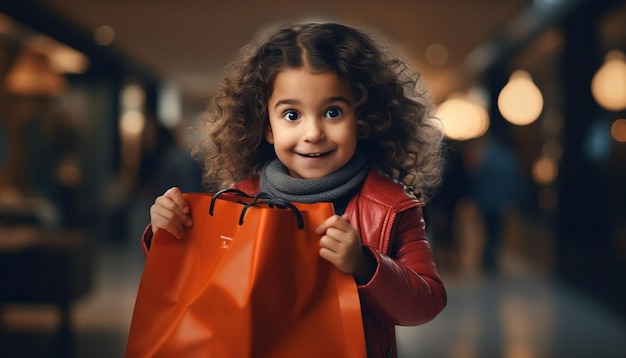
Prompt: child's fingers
<box><xmin>163</xmin><ymin>187</ymin><xmax>190</xmax><ymax>214</ymax></box>
<box><xmin>151</xmin><ymin>210</ymin><xmax>187</xmax><ymax>239</ymax></box>
<box><xmin>155</xmin><ymin>190</ymin><xmax>192</xmax><ymax>227</ymax></box>
<box><xmin>316</xmin><ymin>214</ymin><xmax>348</xmax><ymax>235</ymax></box>
<box><xmin>317</xmin><ymin>214</ymin><xmax>363</xmax><ymax>274</ymax></box>
<box><xmin>150</xmin><ymin>187</ymin><xmax>193</xmax><ymax>239</ymax></box>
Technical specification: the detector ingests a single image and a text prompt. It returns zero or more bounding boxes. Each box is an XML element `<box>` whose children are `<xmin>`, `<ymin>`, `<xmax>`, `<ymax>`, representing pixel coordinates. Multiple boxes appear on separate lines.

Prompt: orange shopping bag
<box><xmin>125</xmin><ymin>190</ymin><xmax>366</xmax><ymax>357</ymax></box>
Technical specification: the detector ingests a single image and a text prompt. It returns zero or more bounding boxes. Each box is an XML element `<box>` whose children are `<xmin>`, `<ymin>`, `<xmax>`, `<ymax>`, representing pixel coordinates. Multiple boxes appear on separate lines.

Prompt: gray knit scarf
<box><xmin>259</xmin><ymin>149</ymin><xmax>369</xmax><ymax>204</ymax></box>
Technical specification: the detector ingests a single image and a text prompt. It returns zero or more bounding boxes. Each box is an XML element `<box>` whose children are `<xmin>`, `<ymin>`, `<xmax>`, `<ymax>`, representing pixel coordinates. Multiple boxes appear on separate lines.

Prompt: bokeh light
<box><xmin>591</xmin><ymin>50</ymin><xmax>626</xmax><ymax>112</ymax></box>
<box><xmin>120</xmin><ymin>110</ymin><xmax>146</xmax><ymax>136</ymax></box>
<box><xmin>94</xmin><ymin>25</ymin><xmax>116</xmax><ymax>46</ymax></box>
<box><xmin>532</xmin><ymin>156</ymin><xmax>558</xmax><ymax>184</ymax></box>
<box><xmin>611</xmin><ymin>118</ymin><xmax>626</xmax><ymax>142</ymax></box>
<box><xmin>426</xmin><ymin>43</ymin><xmax>449</xmax><ymax>66</ymax></box>
<box><xmin>498</xmin><ymin>70</ymin><xmax>544</xmax><ymax>126</ymax></box>
<box><xmin>435</xmin><ymin>93</ymin><xmax>489</xmax><ymax>141</ymax></box>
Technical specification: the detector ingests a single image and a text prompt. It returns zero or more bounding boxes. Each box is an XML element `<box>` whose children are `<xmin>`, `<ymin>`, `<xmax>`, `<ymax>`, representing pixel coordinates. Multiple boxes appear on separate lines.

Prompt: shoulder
<box><xmin>358</xmin><ymin>169</ymin><xmax>424</xmax><ymax>210</ymax></box>
<box><xmin>231</xmin><ymin>176</ymin><xmax>260</xmax><ymax>196</ymax></box>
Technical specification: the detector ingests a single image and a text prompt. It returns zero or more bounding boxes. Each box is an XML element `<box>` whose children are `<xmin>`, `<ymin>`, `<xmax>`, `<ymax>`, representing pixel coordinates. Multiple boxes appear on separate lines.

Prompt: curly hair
<box><xmin>194</xmin><ymin>22</ymin><xmax>444</xmax><ymax>201</ymax></box>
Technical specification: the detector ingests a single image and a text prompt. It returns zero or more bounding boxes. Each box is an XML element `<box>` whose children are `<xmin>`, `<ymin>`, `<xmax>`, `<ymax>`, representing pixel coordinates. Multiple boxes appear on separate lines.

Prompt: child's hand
<box><xmin>316</xmin><ymin>214</ymin><xmax>375</xmax><ymax>284</ymax></box>
<box><xmin>150</xmin><ymin>187</ymin><xmax>192</xmax><ymax>239</ymax></box>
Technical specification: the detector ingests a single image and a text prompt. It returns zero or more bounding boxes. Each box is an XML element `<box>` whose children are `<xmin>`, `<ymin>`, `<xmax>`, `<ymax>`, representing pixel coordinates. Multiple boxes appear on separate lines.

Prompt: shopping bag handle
<box><xmin>209</xmin><ymin>188</ymin><xmax>251</xmax><ymax>216</ymax></box>
<box><xmin>253</xmin><ymin>192</ymin><xmax>274</xmax><ymax>201</ymax></box>
<box><xmin>239</xmin><ymin>198</ymin><xmax>305</xmax><ymax>230</ymax></box>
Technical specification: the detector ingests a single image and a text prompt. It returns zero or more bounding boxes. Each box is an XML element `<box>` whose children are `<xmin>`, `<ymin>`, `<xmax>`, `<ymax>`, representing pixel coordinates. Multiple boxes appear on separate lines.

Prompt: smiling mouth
<box><xmin>299</xmin><ymin>151</ymin><xmax>330</xmax><ymax>158</ymax></box>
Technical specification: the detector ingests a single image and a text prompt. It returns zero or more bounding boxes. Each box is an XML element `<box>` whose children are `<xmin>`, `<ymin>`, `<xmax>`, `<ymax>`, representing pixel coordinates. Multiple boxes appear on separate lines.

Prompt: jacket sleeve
<box><xmin>357</xmin><ymin>206</ymin><xmax>447</xmax><ymax>326</ymax></box>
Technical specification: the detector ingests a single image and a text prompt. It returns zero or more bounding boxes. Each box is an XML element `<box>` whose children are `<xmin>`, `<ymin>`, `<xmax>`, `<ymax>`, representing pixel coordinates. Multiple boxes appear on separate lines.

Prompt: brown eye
<box><xmin>282</xmin><ymin>110</ymin><xmax>300</xmax><ymax>121</ymax></box>
<box><xmin>325</xmin><ymin>107</ymin><xmax>342</xmax><ymax>119</ymax></box>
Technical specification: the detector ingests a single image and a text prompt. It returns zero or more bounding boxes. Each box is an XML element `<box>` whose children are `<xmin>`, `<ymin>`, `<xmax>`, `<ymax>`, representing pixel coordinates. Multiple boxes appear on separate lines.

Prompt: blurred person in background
<box><xmin>464</xmin><ymin>134</ymin><xmax>526</xmax><ymax>274</ymax></box>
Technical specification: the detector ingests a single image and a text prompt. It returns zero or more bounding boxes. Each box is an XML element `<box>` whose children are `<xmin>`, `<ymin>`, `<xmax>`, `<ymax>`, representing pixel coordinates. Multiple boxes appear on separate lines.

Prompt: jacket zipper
<box><xmin>381</xmin><ymin>211</ymin><xmax>396</xmax><ymax>254</ymax></box>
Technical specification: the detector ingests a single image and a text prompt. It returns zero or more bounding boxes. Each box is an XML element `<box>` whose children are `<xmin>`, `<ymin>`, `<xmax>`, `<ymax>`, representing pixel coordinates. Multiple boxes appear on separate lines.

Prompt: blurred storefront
<box><xmin>431</xmin><ymin>0</ymin><xmax>626</xmax><ymax>317</ymax></box>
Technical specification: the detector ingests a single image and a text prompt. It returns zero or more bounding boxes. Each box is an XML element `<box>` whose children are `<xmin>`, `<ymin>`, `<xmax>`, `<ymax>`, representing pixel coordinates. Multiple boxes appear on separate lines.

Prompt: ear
<box><xmin>265</xmin><ymin>127</ymin><xmax>274</xmax><ymax>144</ymax></box>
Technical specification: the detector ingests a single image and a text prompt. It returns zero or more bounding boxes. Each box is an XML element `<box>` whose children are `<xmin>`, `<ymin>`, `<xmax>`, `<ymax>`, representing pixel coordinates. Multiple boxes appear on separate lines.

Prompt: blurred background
<box><xmin>0</xmin><ymin>0</ymin><xmax>625</xmax><ymax>357</ymax></box>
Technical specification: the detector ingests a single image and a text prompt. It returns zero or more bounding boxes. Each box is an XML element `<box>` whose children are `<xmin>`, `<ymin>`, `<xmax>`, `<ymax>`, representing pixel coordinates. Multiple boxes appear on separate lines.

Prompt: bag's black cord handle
<box><xmin>239</xmin><ymin>198</ymin><xmax>304</xmax><ymax>230</ymax></box>
<box><xmin>253</xmin><ymin>192</ymin><xmax>273</xmax><ymax>202</ymax></box>
<box><xmin>209</xmin><ymin>188</ymin><xmax>251</xmax><ymax>216</ymax></box>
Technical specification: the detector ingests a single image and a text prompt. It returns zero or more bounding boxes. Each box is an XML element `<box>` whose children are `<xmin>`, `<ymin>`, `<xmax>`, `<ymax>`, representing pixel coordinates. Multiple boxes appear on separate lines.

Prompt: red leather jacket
<box><xmin>233</xmin><ymin>169</ymin><xmax>447</xmax><ymax>358</ymax></box>
<box><xmin>141</xmin><ymin>169</ymin><xmax>446</xmax><ymax>357</ymax></box>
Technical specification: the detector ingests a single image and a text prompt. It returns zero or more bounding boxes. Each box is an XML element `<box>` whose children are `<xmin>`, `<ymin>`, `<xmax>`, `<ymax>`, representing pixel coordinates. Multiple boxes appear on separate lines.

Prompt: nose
<box><xmin>303</xmin><ymin>118</ymin><xmax>325</xmax><ymax>143</ymax></box>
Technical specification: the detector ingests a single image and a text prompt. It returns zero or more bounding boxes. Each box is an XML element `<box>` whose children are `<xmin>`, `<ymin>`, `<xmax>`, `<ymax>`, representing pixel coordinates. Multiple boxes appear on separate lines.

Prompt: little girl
<box><xmin>145</xmin><ymin>22</ymin><xmax>446</xmax><ymax>357</ymax></box>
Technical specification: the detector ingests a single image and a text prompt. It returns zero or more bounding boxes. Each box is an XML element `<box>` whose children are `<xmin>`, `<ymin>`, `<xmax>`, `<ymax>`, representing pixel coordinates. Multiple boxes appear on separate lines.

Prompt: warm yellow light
<box><xmin>3</xmin><ymin>50</ymin><xmax>66</xmax><ymax>95</ymax></box>
<box><xmin>591</xmin><ymin>50</ymin><xmax>626</xmax><ymax>111</ymax></box>
<box><xmin>532</xmin><ymin>156</ymin><xmax>558</xmax><ymax>184</ymax></box>
<box><xmin>121</xmin><ymin>83</ymin><xmax>145</xmax><ymax>110</ymax></box>
<box><xmin>48</xmin><ymin>48</ymin><xmax>89</xmax><ymax>74</ymax></box>
<box><xmin>120</xmin><ymin>110</ymin><xmax>146</xmax><ymax>136</ymax></box>
<box><xmin>435</xmin><ymin>94</ymin><xmax>489</xmax><ymax>141</ymax></box>
<box><xmin>27</xmin><ymin>35</ymin><xmax>89</xmax><ymax>74</ymax></box>
<box><xmin>498</xmin><ymin>70</ymin><xmax>543</xmax><ymax>126</ymax></box>
<box><xmin>611</xmin><ymin>118</ymin><xmax>626</xmax><ymax>142</ymax></box>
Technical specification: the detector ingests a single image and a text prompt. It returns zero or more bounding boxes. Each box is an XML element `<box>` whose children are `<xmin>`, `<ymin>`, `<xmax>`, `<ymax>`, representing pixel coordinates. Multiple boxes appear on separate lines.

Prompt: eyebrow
<box><xmin>273</xmin><ymin>96</ymin><xmax>352</xmax><ymax>110</ymax></box>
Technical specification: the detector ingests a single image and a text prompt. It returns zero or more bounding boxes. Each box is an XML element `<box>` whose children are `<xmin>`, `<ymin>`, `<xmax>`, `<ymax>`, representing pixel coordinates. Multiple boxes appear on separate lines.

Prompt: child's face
<box><xmin>266</xmin><ymin>67</ymin><xmax>358</xmax><ymax>179</ymax></box>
